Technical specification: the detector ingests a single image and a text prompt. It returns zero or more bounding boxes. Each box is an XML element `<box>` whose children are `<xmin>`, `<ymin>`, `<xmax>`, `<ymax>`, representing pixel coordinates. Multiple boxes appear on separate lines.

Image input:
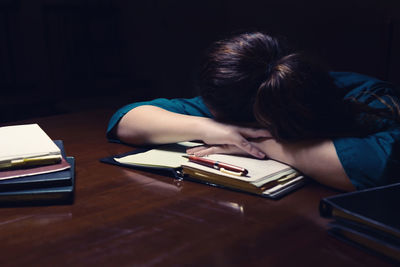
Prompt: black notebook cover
<box><xmin>320</xmin><ymin>183</ymin><xmax>400</xmax><ymax>237</ymax></box>
<box><xmin>0</xmin><ymin>157</ymin><xmax>75</xmax><ymax>206</ymax></box>
<box><xmin>320</xmin><ymin>183</ymin><xmax>400</xmax><ymax>261</ymax></box>
<box><xmin>0</xmin><ymin>140</ymin><xmax>72</xmax><ymax>191</ymax></box>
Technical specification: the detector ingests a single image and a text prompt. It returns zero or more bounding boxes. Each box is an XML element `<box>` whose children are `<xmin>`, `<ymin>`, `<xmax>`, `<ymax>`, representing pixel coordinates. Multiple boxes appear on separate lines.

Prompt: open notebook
<box><xmin>102</xmin><ymin>142</ymin><xmax>306</xmax><ymax>198</ymax></box>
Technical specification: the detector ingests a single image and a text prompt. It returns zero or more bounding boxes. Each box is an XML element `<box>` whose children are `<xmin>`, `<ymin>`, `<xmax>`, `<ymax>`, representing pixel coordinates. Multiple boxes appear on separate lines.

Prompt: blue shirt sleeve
<box><xmin>106</xmin><ymin>96</ymin><xmax>213</xmax><ymax>142</ymax></box>
<box><xmin>331</xmin><ymin>72</ymin><xmax>400</xmax><ymax>189</ymax></box>
<box><xmin>334</xmin><ymin>129</ymin><xmax>400</xmax><ymax>189</ymax></box>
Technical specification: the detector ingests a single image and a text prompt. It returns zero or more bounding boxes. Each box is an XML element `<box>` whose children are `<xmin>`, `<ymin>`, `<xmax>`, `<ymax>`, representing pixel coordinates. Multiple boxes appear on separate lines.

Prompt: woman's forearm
<box><xmin>115</xmin><ymin>106</ymin><xmax>211</xmax><ymax>145</ymax></box>
<box><xmin>256</xmin><ymin>138</ymin><xmax>356</xmax><ymax>191</ymax></box>
<box><xmin>115</xmin><ymin>105</ymin><xmax>269</xmax><ymax>158</ymax></box>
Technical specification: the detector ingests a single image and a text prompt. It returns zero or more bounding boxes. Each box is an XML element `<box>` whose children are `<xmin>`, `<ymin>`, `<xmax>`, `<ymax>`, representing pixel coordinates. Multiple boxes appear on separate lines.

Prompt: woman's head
<box><xmin>198</xmin><ymin>32</ymin><xmax>343</xmax><ymax>141</ymax></box>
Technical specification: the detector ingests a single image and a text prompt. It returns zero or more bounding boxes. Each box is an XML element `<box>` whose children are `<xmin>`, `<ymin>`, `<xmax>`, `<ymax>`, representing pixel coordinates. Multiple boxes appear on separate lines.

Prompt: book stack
<box><xmin>320</xmin><ymin>183</ymin><xmax>400</xmax><ymax>262</ymax></box>
<box><xmin>0</xmin><ymin>124</ymin><xmax>75</xmax><ymax>206</ymax></box>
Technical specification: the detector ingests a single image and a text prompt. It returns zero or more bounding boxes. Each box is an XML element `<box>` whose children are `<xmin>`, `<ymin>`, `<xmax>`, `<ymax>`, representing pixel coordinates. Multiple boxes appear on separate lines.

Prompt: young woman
<box><xmin>107</xmin><ymin>32</ymin><xmax>400</xmax><ymax>192</ymax></box>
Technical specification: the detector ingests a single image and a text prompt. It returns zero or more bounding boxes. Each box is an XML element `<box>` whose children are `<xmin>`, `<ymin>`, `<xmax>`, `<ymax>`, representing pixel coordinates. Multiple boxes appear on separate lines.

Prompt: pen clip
<box><xmin>219</xmin><ymin>167</ymin><xmax>244</xmax><ymax>176</ymax></box>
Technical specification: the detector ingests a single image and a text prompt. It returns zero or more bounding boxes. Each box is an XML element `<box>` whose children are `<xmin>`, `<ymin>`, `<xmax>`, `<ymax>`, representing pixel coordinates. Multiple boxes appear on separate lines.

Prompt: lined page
<box><xmin>182</xmin><ymin>154</ymin><xmax>294</xmax><ymax>183</ymax></box>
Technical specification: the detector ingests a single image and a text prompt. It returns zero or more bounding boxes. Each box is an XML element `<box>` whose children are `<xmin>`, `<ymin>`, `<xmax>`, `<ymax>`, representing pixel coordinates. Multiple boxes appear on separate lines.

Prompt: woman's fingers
<box><xmin>189</xmin><ymin>130</ymin><xmax>267</xmax><ymax>158</ymax></box>
<box><xmin>187</xmin><ymin>145</ymin><xmax>242</xmax><ymax>157</ymax></box>
<box><xmin>190</xmin><ymin>146</ymin><xmax>221</xmax><ymax>157</ymax></box>
<box><xmin>230</xmin><ymin>127</ymin><xmax>269</xmax><ymax>158</ymax></box>
<box><xmin>233</xmin><ymin>138</ymin><xmax>265</xmax><ymax>159</ymax></box>
<box><xmin>186</xmin><ymin>142</ymin><xmax>265</xmax><ymax>159</ymax></box>
<box><xmin>197</xmin><ymin>120</ymin><xmax>269</xmax><ymax>158</ymax></box>
<box><xmin>186</xmin><ymin>145</ymin><xmax>208</xmax><ymax>154</ymax></box>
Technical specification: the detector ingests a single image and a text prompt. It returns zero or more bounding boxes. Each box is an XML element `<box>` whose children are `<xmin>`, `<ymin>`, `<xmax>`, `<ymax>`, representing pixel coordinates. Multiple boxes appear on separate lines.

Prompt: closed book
<box><xmin>0</xmin><ymin>140</ymin><xmax>71</xmax><ymax>190</ymax></box>
<box><xmin>320</xmin><ymin>183</ymin><xmax>400</xmax><ymax>262</ymax></box>
<box><xmin>101</xmin><ymin>142</ymin><xmax>306</xmax><ymax>199</ymax></box>
<box><xmin>0</xmin><ymin>124</ymin><xmax>61</xmax><ymax>169</ymax></box>
<box><xmin>0</xmin><ymin>140</ymin><xmax>70</xmax><ymax>182</ymax></box>
<box><xmin>0</xmin><ymin>157</ymin><xmax>75</xmax><ymax>206</ymax></box>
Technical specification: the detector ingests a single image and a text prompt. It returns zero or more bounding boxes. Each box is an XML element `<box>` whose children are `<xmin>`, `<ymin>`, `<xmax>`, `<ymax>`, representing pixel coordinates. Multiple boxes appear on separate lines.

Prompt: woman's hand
<box><xmin>187</xmin><ymin>144</ymin><xmax>245</xmax><ymax>157</ymax></box>
<box><xmin>195</xmin><ymin>119</ymin><xmax>271</xmax><ymax>158</ymax></box>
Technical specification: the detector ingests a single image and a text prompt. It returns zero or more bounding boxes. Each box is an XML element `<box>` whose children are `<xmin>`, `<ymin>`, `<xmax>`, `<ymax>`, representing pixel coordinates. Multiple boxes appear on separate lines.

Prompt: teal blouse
<box><xmin>107</xmin><ymin>72</ymin><xmax>400</xmax><ymax>190</ymax></box>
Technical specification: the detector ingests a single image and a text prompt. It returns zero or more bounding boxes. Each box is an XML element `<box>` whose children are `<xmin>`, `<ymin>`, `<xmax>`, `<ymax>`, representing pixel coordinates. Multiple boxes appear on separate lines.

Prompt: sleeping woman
<box><xmin>107</xmin><ymin>32</ymin><xmax>400</xmax><ymax>192</ymax></box>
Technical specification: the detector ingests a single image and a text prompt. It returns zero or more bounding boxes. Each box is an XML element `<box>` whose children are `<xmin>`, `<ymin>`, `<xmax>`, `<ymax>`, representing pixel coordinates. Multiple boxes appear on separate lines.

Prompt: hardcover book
<box><xmin>0</xmin><ymin>157</ymin><xmax>75</xmax><ymax>206</ymax></box>
<box><xmin>0</xmin><ymin>140</ymin><xmax>75</xmax><ymax>206</ymax></box>
<box><xmin>0</xmin><ymin>140</ymin><xmax>71</xmax><ymax>190</ymax></box>
<box><xmin>320</xmin><ymin>183</ymin><xmax>400</xmax><ymax>262</ymax></box>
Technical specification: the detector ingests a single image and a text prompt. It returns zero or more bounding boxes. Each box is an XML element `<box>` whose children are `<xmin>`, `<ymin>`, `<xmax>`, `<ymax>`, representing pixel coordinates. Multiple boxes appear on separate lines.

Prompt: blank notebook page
<box><xmin>114</xmin><ymin>141</ymin><xmax>201</xmax><ymax>169</ymax></box>
<box><xmin>0</xmin><ymin>124</ymin><xmax>61</xmax><ymax>162</ymax></box>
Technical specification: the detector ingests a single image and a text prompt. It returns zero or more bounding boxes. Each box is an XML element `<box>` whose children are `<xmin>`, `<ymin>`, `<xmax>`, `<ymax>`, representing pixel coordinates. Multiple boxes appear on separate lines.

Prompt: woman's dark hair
<box><xmin>198</xmin><ymin>32</ymin><xmax>399</xmax><ymax>141</ymax></box>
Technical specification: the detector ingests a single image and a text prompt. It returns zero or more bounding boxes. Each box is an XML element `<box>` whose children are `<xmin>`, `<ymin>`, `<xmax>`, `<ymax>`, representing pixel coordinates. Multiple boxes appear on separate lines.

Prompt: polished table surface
<box><xmin>0</xmin><ymin>109</ymin><xmax>395</xmax><ymax>267</ymax></box>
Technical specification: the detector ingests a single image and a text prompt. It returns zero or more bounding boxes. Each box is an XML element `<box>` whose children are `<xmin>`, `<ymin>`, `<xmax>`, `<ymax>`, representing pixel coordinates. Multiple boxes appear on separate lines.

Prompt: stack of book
<box><xmin>320</xmin><ymin>183</ymin><xmax>400</xmax><ymax>262</ymax></box>
<box><xmin>0</xmin><ymin>124</ymin><xmax>75</xmax><ymax>206</ymax></box>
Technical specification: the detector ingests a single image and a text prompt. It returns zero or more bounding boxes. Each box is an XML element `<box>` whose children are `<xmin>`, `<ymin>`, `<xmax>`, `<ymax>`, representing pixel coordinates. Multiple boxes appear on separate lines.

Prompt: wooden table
<box><xmin>0</xmin><ymin>109</ymin><xmax>395</xmax><ymax>266</ymax></box>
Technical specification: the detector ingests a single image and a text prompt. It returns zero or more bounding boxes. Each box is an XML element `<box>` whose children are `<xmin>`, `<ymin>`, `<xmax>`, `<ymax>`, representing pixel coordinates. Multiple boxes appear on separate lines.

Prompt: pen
<box><xmin>0</xmin><ymin>155</ymin><xmax>61</xmax><ymax>170</ymax></box>
<box><xmin>182</xmin><ymin>155</ymin><xmax>248</xmax><ymax>176</ymax></box>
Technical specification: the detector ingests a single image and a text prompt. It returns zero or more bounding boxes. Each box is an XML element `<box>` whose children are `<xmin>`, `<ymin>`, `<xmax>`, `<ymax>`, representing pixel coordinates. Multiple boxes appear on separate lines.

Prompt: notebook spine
<box><xmin>319</xmin><ymin>199</ymin><xmax>334</xmax><ymax>218</ymax></box>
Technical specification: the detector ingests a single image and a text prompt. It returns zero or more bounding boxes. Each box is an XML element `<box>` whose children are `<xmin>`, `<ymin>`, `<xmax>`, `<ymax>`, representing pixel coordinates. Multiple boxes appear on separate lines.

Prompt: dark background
<box><xmin>1</xmin><ymin>0</ymin><xmax>400</xmax><ymax>123</ymax></box>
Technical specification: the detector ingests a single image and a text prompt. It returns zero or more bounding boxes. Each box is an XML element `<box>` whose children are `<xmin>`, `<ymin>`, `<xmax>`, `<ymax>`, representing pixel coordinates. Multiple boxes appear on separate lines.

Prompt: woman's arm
<box><xmin>116</xmin><ymin>105</ymin><xmax>211</xmax><ymax>144</ymax></box>
<box><xmin>116</xmin><ymin>105</ymin><xmax>355</xmax><ymax>190</ymax></box>
<box><xmin>115</xmin><ymin>105</ymin><xmax>270</xmax><ymax>158</ymax></box>
<box><xmin>187</xmin><ymin>138</ymin><xmax>355</xmax><ymax>191</ymax></box>
<box><xmin>257</xmin><ymin>138</ymin><xmax>355</xmax><ymax>191</ymax></box>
